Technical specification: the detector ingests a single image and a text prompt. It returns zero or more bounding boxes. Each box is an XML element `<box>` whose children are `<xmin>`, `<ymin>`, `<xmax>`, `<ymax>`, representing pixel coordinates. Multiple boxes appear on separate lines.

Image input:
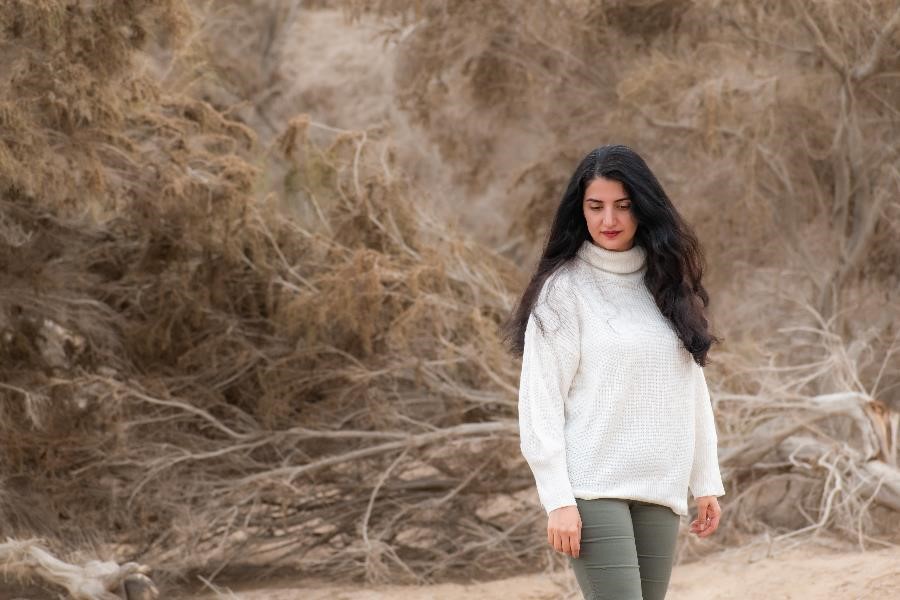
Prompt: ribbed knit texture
<box><xmin>517</xmin><ymin>238</ymin><xmax>726</xmax><ymax>517</ymax></box>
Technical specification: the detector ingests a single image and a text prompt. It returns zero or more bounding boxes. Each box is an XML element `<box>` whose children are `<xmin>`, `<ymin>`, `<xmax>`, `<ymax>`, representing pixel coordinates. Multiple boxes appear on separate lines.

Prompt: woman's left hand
<box><xmin>689</xmin><ymin>496</ymin><xmax>721</xmax><ymax>538</ymax></box>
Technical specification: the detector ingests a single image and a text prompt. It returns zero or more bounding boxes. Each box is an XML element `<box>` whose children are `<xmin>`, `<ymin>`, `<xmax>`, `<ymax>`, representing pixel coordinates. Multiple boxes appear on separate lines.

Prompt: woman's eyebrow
<box><xmin>586</xmin><ymin>196</ymin><xmax>630</xmax><ymax>202</ymax></box>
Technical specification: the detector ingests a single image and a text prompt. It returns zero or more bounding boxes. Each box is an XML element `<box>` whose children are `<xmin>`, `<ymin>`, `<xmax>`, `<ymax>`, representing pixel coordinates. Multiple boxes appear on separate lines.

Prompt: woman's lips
<box><xmin>602</xmin><ymin>231</ymin><xmax>620</xmax><ymax>238</ymax></box>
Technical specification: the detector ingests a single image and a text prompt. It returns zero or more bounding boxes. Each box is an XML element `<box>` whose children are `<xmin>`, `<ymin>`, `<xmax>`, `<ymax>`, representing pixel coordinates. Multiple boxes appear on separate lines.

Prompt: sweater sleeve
<box><xmin>517</xmin><ymin>273</ymin><xmax>581</xmax><ymax>515</ymax></box>
<box><xmin>689</xmin><ymin>363</ymin><xmax>726</xmax><ymax>499</ymax></box>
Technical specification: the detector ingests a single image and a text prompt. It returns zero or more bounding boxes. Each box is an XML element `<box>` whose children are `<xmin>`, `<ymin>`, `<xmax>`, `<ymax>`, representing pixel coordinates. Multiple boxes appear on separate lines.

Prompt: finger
<box><xmin>568</xmin><ymin>527</ymin><xmax>580</xmax><ymax>558</ymax></box>
<box><xmin>698</xmin><ymin>516</ymin><xmax>716</xmax><ymax>537</ymax></box>
<box><xmin>697</xmin><ymin>506</ymin><xmax>708</xmax><ymax>530</ymax></box>
<box><xmin>561</xmin><ymin>531</ymin><xmax>573</xmax><ymax>557</ymax></box>
<box><xmin>553</xmin><ymin>530</ymin><xmax>564</xmax><ymax>553</ymax></box>
<box><xmin>691</xmin><ymin>517</ymin><xmax>706</xmax><ymax>535</ymax></box>
<box><xmin>703</xmin><ymin>513</ymin><xmax>721</xmax><ymax>536</ymax></box>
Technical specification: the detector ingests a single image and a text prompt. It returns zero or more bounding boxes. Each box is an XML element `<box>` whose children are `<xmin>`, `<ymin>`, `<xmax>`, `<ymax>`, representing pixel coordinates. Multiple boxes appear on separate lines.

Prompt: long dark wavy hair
<box><xmin>503</xmin><ymin>144</ymin><xmax>720</xmax><ymax>367</ymax></box>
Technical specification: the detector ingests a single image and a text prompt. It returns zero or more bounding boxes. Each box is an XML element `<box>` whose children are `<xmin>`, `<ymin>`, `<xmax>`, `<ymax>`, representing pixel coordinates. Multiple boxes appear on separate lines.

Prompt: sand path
<box><xmin>186</xmin><ymin>538</ymin><xmax>899</xmax><ymax>599</ymax></box>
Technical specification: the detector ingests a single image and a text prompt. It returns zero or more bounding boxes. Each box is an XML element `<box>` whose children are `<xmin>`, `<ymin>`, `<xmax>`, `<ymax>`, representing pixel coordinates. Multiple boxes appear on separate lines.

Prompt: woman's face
<box><xmin>582</xmin><ymin>176</ymin><xmax>638</xmax><ymax>251</ymax></box>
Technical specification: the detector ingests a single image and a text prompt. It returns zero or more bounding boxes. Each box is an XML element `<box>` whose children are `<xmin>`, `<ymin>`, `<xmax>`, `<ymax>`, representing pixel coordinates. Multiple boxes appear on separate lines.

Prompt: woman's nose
<box><xmin>601</xmin><ymin>208</ymin><xmax>617</xmax><ymax>226</ymax></box>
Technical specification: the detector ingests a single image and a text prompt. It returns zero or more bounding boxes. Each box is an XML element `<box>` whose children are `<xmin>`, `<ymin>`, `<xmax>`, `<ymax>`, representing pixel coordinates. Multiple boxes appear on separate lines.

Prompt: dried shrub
<box><xmin>0</xmin><ymin>0</ymin><xmax>536</xmax><ymax>588</ymax></box>
<box><xmin>366</xmin><ymin>0</ymin><xmax>900</xmax><ymax>554</ymax></box>
<box><xmin>2</xmin><ymin>0</ymin><xmax>900</xmax><ymax>592</ymax></box>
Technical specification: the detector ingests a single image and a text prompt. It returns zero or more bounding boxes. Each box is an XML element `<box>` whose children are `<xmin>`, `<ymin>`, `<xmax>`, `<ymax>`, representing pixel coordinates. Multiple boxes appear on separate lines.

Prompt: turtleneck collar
<box><xmin>576</xmin><ymin>238</ymin><xmax>647</xmax><ymax>274</ymax></box>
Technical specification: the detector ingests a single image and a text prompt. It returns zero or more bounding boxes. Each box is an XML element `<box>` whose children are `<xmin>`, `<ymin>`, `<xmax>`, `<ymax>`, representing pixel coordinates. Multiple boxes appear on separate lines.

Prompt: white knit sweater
<box><xmin>517</xmin><ymin>238</ymin><xmax>726</xmax><ymax>517</ymax></box>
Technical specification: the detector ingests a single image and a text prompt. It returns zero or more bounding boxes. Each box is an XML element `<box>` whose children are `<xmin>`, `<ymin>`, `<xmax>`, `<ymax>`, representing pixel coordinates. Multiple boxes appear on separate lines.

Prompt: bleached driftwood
<box><xmin>0</xmin><ymin>539</ymin><xmax>158</xmax><ymax>600</ymax></box>
<box><xmin>719</xmin><ymin>386</ymin><xmax>900</xmax><ymax>542</ymax></box>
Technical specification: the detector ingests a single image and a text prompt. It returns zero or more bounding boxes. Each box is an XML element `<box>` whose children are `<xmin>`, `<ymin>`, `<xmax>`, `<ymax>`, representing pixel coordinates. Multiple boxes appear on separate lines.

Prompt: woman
<box><xmin>505</xmin><ymin>144</ymin><xmax>725</xmax><ymax>600</ymax></box>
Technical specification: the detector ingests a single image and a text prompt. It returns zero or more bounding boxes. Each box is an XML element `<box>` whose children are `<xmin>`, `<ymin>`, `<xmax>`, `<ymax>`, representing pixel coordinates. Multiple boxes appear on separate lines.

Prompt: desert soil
<box><xmin>184</xmin><ymin>537</ymin><xmax>899</xmax><ymax>600</ymax></box>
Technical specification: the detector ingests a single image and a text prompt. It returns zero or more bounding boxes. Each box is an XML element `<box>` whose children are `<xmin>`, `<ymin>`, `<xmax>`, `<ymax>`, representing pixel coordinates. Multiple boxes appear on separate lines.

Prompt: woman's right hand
<box><xmin>548</xmin><ymin>504</ymin><xmax>581</xmax><ymax>558</ymax></box>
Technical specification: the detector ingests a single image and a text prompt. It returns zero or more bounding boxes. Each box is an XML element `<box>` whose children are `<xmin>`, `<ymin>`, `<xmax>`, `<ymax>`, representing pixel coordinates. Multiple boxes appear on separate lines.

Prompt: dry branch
<box><xmin>0</xmin><ymin>539</ymin><xmax>158</xmax><ymax>600</ymax></box>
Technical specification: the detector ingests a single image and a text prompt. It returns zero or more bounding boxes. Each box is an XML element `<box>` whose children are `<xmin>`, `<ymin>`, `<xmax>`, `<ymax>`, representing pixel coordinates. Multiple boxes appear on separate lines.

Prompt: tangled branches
<box><xmin>0</xmin><ymin>0</ymin><xmax>538</xmax><ymax>586</ymax></box>
<box><xmin>2</xmin><ymin>0</ymin><xmax>899</xmax><ymax>594</ymax></box>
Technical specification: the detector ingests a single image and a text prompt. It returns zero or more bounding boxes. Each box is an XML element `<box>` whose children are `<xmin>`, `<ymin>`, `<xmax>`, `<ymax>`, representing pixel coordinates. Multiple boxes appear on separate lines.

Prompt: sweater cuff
<box><xmin>689</xmin><ymin>473</ymin><xmax>726</xmax><ymax>499</ymax></box>
<box><xmin>540</xmin><ymin>489</ymin><xmax>578</xmax><ymax>516</ymax></box>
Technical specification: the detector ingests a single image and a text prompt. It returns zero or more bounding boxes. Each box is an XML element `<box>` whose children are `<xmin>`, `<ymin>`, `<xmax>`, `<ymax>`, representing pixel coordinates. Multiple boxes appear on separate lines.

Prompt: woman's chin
<box><xmin>592</xmin><ymin>236</ymin><xmax>634</xmax><ymax>252</ymax></box>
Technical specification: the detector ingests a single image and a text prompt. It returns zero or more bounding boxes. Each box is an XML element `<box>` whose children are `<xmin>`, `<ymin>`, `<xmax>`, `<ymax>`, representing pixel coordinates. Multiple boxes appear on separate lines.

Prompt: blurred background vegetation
<box><xmin>0</xmin><ymin>0</ymin><xmax>898</xmax><ymax>596</ymax></box>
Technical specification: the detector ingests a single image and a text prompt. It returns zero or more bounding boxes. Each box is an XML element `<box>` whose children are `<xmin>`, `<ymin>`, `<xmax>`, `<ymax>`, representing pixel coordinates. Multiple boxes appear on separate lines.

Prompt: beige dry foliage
<box><xmin>2</xmin><ymin>0</ymin><xmax>900</xmax><ymax>593</ymax></box>
<box><xmin>162</xmin><ymin>0</ymin><xmax>306</xmax><ymax>139</ymax></box>
<box><xmin>350</xmin><ymin>0</ymin><xmax>900</xmax><ymax>556</ymax></box>
<box><xmin>0</xmin><ymin>0</ymin><xmax>532</xmax><ymax>592</ymax></box>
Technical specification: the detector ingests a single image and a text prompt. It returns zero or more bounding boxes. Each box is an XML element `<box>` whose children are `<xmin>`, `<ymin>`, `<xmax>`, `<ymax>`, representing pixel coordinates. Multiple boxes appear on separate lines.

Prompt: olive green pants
<box><xmin>568</xmin><ymin>497</ymin><xmax>681</xmax><ymax>600</ymax></box>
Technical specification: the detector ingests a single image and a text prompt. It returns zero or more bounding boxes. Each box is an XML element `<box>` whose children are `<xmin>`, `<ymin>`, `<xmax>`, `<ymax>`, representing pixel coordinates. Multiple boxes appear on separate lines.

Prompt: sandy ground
<box><xmin>185</xmin><ymin>538</ymin><xmax>900</xmax><ymax>600</ymax></box>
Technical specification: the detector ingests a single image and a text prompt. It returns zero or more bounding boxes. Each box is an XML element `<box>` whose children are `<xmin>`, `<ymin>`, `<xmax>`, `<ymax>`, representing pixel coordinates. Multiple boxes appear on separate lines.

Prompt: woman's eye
<box><xmin>588</xmin><ymin>203</ymin><xmax>630</xmax><ymax>210</ymax></box>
